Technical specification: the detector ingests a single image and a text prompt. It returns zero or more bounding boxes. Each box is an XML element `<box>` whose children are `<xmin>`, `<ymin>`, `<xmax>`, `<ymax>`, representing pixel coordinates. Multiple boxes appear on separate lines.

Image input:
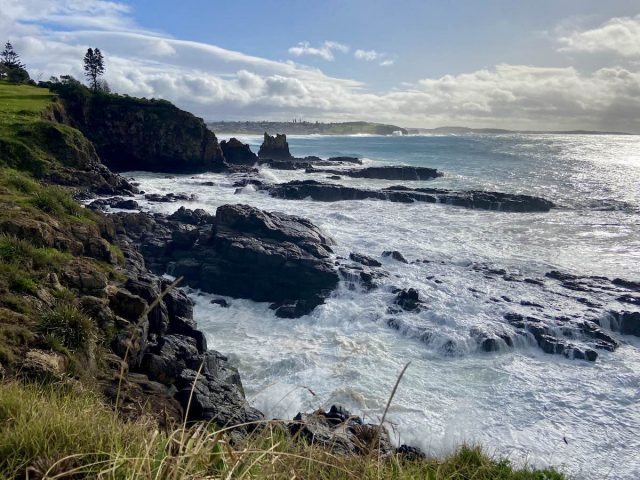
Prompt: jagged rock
<box><xmin>168</xmin><ymin>207</ymin><xmax>215</xmax><ymax>226</ymax></box>
<box><xmin>393</xmin><ymin>288</ymin><xmax>424</xmax><ymax>312</ymax></box>
<box><xmin>396</xmin><ymin>445</ymin><xmax>426</xmax><ymax>461</ymax></box>
<box><xmin>144</xmin><ymin>193</ymin><xmax>195</xmax><ymax>203</ymax></box>
<box><xmin>258</xmin><ymin>133</ymin><xmax>293</xmax><ymax>160</ymax></box>
<box><xmin>110</xmin><ymin>288</ymin><xmax>148</xmax><ymax>322</ymax></box>
<box><xmin>605</xmin><ymin>311</ymin><xmax>640</xmax><ymax>337</ymax></box>
<box><xmin>290</xmin><ymin>405</ymin><xmax>393</xmax><ymax>455</ymax></box>
<box><xmin>310</xmin><ymin>165</ymin><xmax>442</xmax><ymax>180</ymax></box>
<box><xmin>174</xmin><ymin>353</ymin><xmax>264</xmax><ymax>428</ymax></box>
<box><xmin>158</xmin><ymin>204</ymin><xmax>339</xmax><ymax>317</ymax></box>
<box><xmin>349</xmin><ymin>252</ymin><xmax>382</xmax><ymax>267</ymax></box>
<box><xmin>382</xmin><ymin>250</ymin><xmax>408</xmax><ymax>263</ymax></box>
<box><xmin>211</xmin><ymin>298</ymin><xmax>229</xmax><ymax>308</ymax></box>
<box><xmin>221</xmin><ymin>138</ymin><xmax>259</xmax><ymax>165</ymax></box>
<box><xmin>504</xmin><ymin>313</ymin><xmax>611</xmax><ymax>361</ymax></box>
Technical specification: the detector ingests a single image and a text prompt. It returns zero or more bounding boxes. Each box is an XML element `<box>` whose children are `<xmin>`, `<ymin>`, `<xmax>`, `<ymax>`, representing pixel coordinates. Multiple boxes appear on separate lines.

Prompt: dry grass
<box><xmin>0</xmin><ymin>379</ymin><xmax>566</xmax><ymax>480</ymax></box>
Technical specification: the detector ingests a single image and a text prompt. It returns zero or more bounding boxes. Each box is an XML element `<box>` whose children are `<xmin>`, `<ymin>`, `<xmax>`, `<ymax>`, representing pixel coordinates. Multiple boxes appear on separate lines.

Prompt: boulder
<box><xmin>382</xmin><ymin>250</ymin><xmax>408</xmax><ymax>263</ymax></box>
<box><xmin>258</xmin><ymin>133</ymin><xmax>293</xmax><ymax>160</ymax></box>
<box><xmin>290</xmin><ymin>405</ymin><xmax>393</xmax><ymax>456</ymax></box>
<box><xmin>393</xmin><ymin>288</ymin><xmax>424</xmax><ymax>312</ymax></box>
<box><xmin>349</xmin><ymin>252</ymin><xmax>382</xmax><ymax>267</ymax></box>
<box><xmin>221</xmin><ymin>138</ymin><xmax>258</xmax><ymax>165</ymax></box>
<box><xmin>168</xmin><ymin>207</ymin><xmax>215</xmax><ymax>226</ymax></box>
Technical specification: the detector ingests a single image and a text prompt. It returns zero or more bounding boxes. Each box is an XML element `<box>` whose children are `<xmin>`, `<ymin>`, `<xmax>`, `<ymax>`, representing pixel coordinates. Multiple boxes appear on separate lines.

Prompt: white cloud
<box><xmin>558</xmin><ymin>14</ymin><xmax>640</xmax><ymax>58</ymax></box>
<box><xmin>288</xmin><ymin>40</ymin><xmax>349</xmax><ymax>61</ymax></box>
<box><xmin>379</xmin><ymin>59</ymin><xmax>394</xmax><ymax>67</ymax></box>
<box><xmin>354</xmin><ymin>49</ymin><xmax>381</xmax><ymax>61</ymax></box>
<box><xmin>1</xmin><ymin>1</ymin><xmax>640</xmax><ymax>132</ymax></box>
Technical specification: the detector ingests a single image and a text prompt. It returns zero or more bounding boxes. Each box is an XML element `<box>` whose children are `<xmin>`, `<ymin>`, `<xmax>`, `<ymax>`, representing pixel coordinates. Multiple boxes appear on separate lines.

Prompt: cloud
<box><xmin>288</xmin><ymin>40</ymin><xmax>349</xmax><ymax>61</ymax></box>
<box><xmin>354</xmin><ymin>49</ymin><xmax>381</xmax><ymax>61</ymax></box>
<box><xmin>1</xmin><ymin>1</ymin><xmax>640</xmax><ymax>132</ymax></box>
<box><xmin>558</xmin><ymin>14</ymin><xmax>640</xmax><ymax>58</ymax></box>
<box><xmin>354</xmin><ymin>49</ymin><xmax>394</xmax><ymax>67</ymax></box>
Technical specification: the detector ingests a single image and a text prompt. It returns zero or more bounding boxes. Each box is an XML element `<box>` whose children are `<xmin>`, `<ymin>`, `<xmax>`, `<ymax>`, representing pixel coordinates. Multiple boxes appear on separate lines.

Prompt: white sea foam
<box><xmin>126</xmin><ymin>134</ymin><xmax>640</xmax><ymax>479</ymax></box>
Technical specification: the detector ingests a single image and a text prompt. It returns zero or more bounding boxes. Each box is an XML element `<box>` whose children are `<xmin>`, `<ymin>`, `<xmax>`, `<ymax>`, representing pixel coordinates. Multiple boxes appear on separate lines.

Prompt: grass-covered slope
<box><xmin>0</xmin><ymin>81</ymin><xmax>133</xmax><ymax>193</ymax></box>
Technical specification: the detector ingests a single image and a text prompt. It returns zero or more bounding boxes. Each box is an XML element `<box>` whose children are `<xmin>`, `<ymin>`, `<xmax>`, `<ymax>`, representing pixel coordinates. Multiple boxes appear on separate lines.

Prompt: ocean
<box><xmin>125</xmin><ymin>133</ymin><xmax>640</xmax><ymax>479</ymax></box>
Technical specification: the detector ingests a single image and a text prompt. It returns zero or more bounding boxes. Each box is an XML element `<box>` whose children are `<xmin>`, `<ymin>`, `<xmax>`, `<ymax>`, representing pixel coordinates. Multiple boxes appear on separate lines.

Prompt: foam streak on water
<box><xmin>126</xmin><ymin>134</ymin><xmax>640</xmax><ymax>479</ymax></box>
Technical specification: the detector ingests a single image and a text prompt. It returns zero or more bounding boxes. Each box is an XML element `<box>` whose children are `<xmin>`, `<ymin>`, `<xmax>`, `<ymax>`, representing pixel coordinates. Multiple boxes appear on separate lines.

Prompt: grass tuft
<box><xmin>38</xmin><ymin>303</ymin><xmax>96</xmax><ymax>353</ymax></box>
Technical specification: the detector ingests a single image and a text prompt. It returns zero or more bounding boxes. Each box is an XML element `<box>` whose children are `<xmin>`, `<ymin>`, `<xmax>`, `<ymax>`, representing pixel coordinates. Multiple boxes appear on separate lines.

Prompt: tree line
<box><xmin>1</xmin><ymin>41</ymin><xmax>107</xmax><ymax>93</ymax></box>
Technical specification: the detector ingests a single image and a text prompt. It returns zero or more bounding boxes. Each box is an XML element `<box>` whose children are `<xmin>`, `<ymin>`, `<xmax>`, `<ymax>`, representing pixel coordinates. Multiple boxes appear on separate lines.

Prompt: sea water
<box><xmin>126</xmin><ymin>134</ymin><xmax>640</xmax><ymax>479</ymax></box>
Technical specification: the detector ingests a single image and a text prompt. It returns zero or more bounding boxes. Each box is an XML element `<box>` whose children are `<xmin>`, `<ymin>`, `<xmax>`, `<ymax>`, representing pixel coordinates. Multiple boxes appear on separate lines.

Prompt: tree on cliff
<box><xmin>83</xmin><ymin>47</ymin><xmax>105</xmax><ymax>92</ymax></box>
<box><xmin>1</xmin><ymin>41</ymin><xmax>25</xmax><ymax>69</ymax></box>
<box><xmin>1</xmin><ymin>41</ymin><xmax>30</xmax><ymax>83</ymax></box>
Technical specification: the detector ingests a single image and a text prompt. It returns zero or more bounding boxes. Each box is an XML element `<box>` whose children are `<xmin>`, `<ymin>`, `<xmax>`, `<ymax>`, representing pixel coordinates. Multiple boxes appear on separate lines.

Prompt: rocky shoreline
<box><xmin>2</xmin><ymin>83</ymin><xmax>638</xmax><ymax>470</ymax></box>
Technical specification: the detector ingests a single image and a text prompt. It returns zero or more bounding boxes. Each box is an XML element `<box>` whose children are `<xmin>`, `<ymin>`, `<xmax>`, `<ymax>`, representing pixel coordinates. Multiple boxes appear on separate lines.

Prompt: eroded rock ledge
<box><xmin>264</xmin><ymin>180</ymin><xmax>555</xmax><ymax>212</ymax></box>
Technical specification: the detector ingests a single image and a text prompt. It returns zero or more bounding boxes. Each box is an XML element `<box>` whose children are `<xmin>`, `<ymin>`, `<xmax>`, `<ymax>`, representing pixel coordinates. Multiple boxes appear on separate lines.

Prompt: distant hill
<box><xmin>208</xmin><ymin>121</ymin><xmax>408</xmax><ymax>136</ymax></box>
<box><xmin>407</xmin><ymin>126</ymin><xmax>635</xmax><ymax>135</ymax></box>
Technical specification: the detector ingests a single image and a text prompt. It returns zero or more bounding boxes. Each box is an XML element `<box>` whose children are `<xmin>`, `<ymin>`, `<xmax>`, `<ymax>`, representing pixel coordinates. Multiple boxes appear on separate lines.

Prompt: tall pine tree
<box><xmin>1</xmin><ymin>42</ymin><xmax>25</xmax><ymax>69</ymax></box>
<box><xmin>83</xmin><ymin>47</ymin><xmax>105</xmax><ymax>92</ymax></box>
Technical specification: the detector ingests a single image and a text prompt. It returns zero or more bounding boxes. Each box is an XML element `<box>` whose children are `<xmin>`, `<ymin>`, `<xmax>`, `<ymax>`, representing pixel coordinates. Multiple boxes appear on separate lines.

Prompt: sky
<box><xmin>1</xmin><ymin>0</ymin><xmax>640</xmax><ymax>132</ymax></box>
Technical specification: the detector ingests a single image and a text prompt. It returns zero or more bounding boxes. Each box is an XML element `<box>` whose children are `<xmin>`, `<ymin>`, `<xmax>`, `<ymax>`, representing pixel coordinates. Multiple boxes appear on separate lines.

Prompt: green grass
<box><xmin>0</xmin><ymin>380</ymin><xmax>566</xmax><ymax>480</ymax></box>
<box><xmin>0</xmin><ymin>81</ymin><xmax>54</xmax><ymax>133</ymax></box>
<box><xmin>38</xmin><ymin>303</ymin><xmax>96</xmax><ymax>354</ymax></box>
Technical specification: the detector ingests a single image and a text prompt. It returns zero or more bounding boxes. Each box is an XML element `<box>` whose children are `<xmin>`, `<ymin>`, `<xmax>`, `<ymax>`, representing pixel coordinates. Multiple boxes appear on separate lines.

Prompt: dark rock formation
<box><xmin>220</xmin><ymin>137</ymin><xmax>259</xmax><ymax>165</ymax></box>
<box><xmin>310</xmin><ymin>165</ymin><xmax>442</xmax><ymax>181</ymax></box>
<box><xmin>124</xmin><ymin>204</ymin><xmax>340</xmax><ymax>318</ymax></box>
<box><xmin>504</xmin><ymin>313</ymin><xmax>618</xmax><ymax>361</ymax></box>
<box><xmin>167</xmin><ymin>207</ymin><xmax>215</xmax><ymax>226</ymax></box>
<box><xmin>264</xmin><ymin>180</ymin><xmax>555</xmax><ymax>213</ymax></box>
<box><xmin>349</xmin><ymin>252</ymin><xmax>382</xmax><ymax>267</ymax></box>
<box><xmin>89</xmin><ymin>197</ymin><xmax>139</xmax><ymax>210</ymax></box>
<box><xmin>144</xmin><ymin>193</ymin><xmax>195</xmax><ymax>203</ymax></box>
<box><xmin>60</xmin><ymin>93</ymin><xmax>227</xmax><ymax>173</ymax></box>
<box><xmin>605</xmin><ymin>311</ymin><xmax>640</xmax><ymax>337</ymax></box>
<box><xmin>382</xmin><ymin>250</ymin><xmax>408</xmax><ymax>263</ymax></box>
<box><xmin>393</xmin><ymin>288</ymin><xmax>424</xmax><ymax>312</ymax></box>
<box><xmin>258</xmin><ymin>133</ymin><xmax>293</xmax><ymax>160</ymax></box>
<box><xmin>327</xmin><ymin>156</ymin><xmax>362</xmax><ymax>164</ymax></box>
<box><xmin>290</xmin><ymin>405</ymin><xmax>393</xmax><ymax>455</ymax></box>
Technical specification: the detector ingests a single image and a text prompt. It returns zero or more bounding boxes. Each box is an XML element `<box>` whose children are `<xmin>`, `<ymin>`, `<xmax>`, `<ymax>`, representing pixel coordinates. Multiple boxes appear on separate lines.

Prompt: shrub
<box><xmin>38</xmin><ymin>304</ymin><xmax>96</xmax><ymax>352</ymax></box>
<box><xmin>31</xmin><ymin>185</ymin><xmax>81</xmax><ymax>217</ymax></box>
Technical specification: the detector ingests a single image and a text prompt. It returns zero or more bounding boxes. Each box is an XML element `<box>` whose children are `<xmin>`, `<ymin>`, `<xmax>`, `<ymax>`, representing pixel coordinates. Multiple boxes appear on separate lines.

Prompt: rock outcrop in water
<box><xmin>265</xmin><ymin>180</ymin><xmax>555</xmax><ymax>212</ymax></box>
<box><xmin>258</xmin><ymin>132</ymin><xmax>293</xmax><ymax>160</ymax></box>
<box><xmin>308</xmin><ymin>165</ymin><xmax>443</xmax><ymax>181</ymax></box>
<box><xmin>220</xmin><ymin>137</ymin><xmax>259</xmax><ymax>165</ymax></box>
<box><xmin>115</xmin><ymin>205</ymin><xmax>340</xmax><ymax>318</ymax></box>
